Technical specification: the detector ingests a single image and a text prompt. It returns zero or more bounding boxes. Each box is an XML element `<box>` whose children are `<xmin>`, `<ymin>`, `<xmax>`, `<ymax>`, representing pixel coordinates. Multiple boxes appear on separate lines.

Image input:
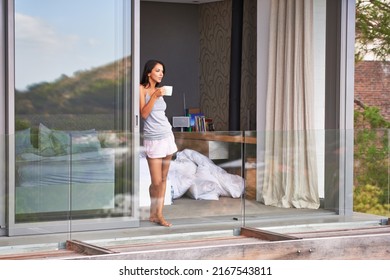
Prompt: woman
<box><xmin>140</xmin><ymin>59</ymin><xmax>177</xmax><ymax>227</ymax></box>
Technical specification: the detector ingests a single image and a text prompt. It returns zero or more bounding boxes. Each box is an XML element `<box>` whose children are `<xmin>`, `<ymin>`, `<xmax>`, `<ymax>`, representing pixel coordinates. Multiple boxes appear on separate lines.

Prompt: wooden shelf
<box><xmin>174</xmin><ymin>132</ymin><xmax>256</xmax><ymax>144</ymax></box>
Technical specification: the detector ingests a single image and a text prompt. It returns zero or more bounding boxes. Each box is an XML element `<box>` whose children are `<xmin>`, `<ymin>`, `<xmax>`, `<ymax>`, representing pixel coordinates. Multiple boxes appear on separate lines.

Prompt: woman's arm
<box><xmin>140</xmin><ymin>85</ymin><xmax>164</xmax><ymax>120</ymax></box>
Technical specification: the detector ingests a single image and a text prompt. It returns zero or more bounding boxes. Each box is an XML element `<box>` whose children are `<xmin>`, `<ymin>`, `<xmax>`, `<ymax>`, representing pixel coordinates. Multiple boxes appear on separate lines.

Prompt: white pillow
<box><xmin>171</xmin><ymin>173</ymin><xmax>194</xmax><ymax>199</ymax></box>
<box><xmin>15</xmin><ymin>128</ymin><xmax>34</xmax><ymax>155</ymax></box>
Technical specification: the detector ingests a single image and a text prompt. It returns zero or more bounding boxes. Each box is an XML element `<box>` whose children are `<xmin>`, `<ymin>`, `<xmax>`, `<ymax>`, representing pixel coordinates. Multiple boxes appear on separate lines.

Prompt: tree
<box><xmin>355</xmin><ymin>0</ymin><xmax>390</xmax><ymax>61</ymax></box>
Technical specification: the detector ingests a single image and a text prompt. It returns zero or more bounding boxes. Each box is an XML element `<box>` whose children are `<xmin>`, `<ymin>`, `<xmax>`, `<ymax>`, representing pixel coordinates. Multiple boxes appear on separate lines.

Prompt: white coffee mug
<box><xmin>163</xmin><ymin>86</ymin><xmax>173</xmax><ymax>96</ymax></box>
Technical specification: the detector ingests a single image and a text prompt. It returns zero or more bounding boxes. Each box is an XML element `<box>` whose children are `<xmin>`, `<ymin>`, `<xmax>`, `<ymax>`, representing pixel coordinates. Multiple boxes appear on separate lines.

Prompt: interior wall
<box><xmin>313</xmin><ymin>0</ymin><xmax>327</xmax><ymax>198</ymax></box>
<box><xmin>199</xmin><ymin>0</ymin><xmax>231</xmax><ymax>130</ymax></box>
<box><xmin>199</xmin><ymin>0</ymin><xmax>257</xmax><ymax>131</ymax></box>
<box><xmin>140</xmin><ymin>2</ymin><xmax>200</xmax><ymax>120</ymax></box>
<box><xmin>240</xmin><ymin>0</ymin><xmax>257</xmax><ymax>131</ymax></box>
<box><xmin>141</xmin><ymin>0</ymin><xmax>257</xmax><ymax>131</ymax></box>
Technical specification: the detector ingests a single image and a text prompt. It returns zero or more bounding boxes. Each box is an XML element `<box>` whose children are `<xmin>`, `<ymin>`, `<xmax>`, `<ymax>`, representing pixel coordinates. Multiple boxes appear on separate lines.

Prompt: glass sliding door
<box><xmin>10</xmin><ymin>0</ymin><xmax>138</xmax><ymax>235</ymax></box>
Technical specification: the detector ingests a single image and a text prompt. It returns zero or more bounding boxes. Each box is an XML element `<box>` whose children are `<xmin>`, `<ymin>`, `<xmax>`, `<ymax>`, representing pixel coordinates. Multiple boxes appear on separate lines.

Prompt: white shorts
<box><xmin>144</xmin><ymin>133</ymin><xmax>178</xmax><ymax>158</ymax></box>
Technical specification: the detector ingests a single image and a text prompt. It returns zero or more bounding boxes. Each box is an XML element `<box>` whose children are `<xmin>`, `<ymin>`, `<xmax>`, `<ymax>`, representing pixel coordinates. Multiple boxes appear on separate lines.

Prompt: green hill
<box><xmin>15</xmin><ymin>56</ymin><xmax>131</xmax><ymax>130</ymax></box>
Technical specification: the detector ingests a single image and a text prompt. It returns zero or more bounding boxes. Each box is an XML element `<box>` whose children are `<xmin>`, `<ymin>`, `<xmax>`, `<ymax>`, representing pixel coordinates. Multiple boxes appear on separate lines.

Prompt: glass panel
<box><xmin>244</xmin><ymin>129</ymin><xmax>322</xmax><ymax>225</ymax></box>
<box><xmin>243</xmin><ymin>129</ymin><xmax>389</xmax><ymax>229</ymax></box>
<box><xmin>0</xmin><ymin>134</ymin><xmax>5</xmax><ymax>236</ymax></box>
<box><xmin>14</xmin><ymin>0</ymin><xmax>133</xmax><ymax>228</ymax></box>
<box><xmin>354</xmin><ymin>128</ymin><xmax>390</xmax><ymax>219</ymax></box>
<box><xmin>138</xmin><ymin>131</ymin><xmax>244</xmax><ymax>229</ymax></box>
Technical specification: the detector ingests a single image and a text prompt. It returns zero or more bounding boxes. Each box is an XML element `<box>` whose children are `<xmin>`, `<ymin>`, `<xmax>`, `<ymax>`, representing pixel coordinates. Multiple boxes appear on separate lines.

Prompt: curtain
<box><xmin>260</xmin><ymin>0</ymin><xmax>320</xmax><ymax>209</ymax></box>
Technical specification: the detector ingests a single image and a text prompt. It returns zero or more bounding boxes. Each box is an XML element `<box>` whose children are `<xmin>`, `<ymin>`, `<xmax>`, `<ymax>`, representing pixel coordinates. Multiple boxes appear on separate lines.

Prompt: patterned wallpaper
<box><xmin>241</xmin><ymin>0</ymin><xmax>257</xmax><ymax>131</ymax></box>
<box><xmin>199</xmin><ymin>0</ymin><xmax>257</xmax><ymax>131</ymax></box>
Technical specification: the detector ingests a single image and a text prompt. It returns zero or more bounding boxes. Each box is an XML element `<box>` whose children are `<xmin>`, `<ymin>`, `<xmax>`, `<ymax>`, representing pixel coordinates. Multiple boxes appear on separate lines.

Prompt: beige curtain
<box><xmin>260</xmin><ymin>0</ymin><xmax>320</xmax><ymax>209</ymax></box>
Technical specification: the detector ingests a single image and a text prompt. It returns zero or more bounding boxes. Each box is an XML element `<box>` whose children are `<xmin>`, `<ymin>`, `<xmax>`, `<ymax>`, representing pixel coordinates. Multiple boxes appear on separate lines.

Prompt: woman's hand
<box><xmin>152</xmin><ymin>87</ymin><xmax>165</xmax><ymax>98</ymax></box>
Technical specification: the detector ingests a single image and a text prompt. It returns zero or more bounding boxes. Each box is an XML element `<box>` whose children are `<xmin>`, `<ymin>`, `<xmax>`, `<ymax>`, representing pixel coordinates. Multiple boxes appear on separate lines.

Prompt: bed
<box><xmin>15</xmin><ymin>124</ymin><xmax>115</xmax><ymax>214</ymax></box>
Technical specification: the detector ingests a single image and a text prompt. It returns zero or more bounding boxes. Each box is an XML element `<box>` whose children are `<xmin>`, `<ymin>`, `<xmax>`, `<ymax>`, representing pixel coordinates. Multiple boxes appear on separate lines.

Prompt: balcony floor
<box><xmin>1</xmin><ymin>196</ymin><xmax>387</xmax><ymax>258</ymax></box>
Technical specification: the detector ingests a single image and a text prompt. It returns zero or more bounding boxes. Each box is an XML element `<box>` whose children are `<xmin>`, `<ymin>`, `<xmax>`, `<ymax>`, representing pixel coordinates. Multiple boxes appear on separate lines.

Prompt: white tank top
<box><xmin>143</xmin><ymin>93</ymin><xmax>172</xmax><ymax>140</ymax></box>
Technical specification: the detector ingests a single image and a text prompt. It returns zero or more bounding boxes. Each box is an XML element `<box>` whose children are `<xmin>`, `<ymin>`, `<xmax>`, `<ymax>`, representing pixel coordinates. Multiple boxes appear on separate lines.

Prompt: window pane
<box><xmin>14</xmin><ymin>0</ymin><xmax>132</xmax><ymax>223</ymax></box>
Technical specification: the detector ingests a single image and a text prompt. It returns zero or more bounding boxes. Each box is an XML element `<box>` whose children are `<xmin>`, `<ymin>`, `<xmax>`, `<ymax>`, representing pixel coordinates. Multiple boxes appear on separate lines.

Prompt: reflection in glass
<box><xmin>14</xmin><ymin>0</ymin><xmax>132</xmax><ymax>223</ymax></box>
<box><xmin>354</xmin><ymin>128</ymin><xmax>390</xmax><ymax>218</ymax></box>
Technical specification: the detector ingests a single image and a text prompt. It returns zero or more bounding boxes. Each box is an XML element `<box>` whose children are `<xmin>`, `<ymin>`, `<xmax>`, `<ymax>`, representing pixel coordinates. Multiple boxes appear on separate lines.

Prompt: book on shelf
<box><xmin>205</xmin><ymin>117</ymin><xmax>215</xmax><ymax>131</ymax></box>
<box><xmin>186</xmin><ymin>112</ymin><xmax>203</xmax><ymax>132</ymax></box>
<box><xmin>185</xmin><ymin>109</ymin><xmax>214</xmax><ymax>132</ymax></box>
<box><xmin>194</xmin><ymin>115</ymin><xmax>205</xmax><ymax>132</ymax></box>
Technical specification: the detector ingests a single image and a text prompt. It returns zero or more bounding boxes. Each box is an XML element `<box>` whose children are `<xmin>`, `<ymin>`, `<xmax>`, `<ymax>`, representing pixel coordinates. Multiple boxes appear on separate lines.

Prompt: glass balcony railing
<box><xmin>242</xmin><ymin>129</ymin><xmax>389</xmax><ymax>225</ymax></box>
<box><xmin>353</xmin><ymin>128</ymin><xmax>389</xmax><ymax>219</ymax></box>
<box><xmin>0</xmin><ymin>128</ymin><xmax>388</xmax><ymax>252</ymax></box>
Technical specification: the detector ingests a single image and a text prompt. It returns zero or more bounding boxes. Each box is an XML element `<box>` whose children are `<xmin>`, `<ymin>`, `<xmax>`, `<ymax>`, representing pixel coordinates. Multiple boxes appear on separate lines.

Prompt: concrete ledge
<box><xmin>64</xmin><ymin>226</ymin><xmax>390</xmax><ymax>260</ymax></box>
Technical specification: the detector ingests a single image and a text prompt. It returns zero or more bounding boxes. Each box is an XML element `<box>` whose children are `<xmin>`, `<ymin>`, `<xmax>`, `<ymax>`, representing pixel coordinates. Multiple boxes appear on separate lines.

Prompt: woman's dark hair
<box><xmin>140</xmin><ymin>59</ymin><xmax>165</xmax><ymax>88</ymax></box>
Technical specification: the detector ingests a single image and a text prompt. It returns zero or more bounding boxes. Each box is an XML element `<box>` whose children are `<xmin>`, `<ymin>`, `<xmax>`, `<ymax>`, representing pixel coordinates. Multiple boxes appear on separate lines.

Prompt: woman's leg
<box><xmin>156</xmin><ymin>154</ymin><xmax>173</xmax><ymax>225</ymax></box>
<box><xmin>147</xmin><ymin>157</ymin><xmax>162</xmax><ymax>222</ymax></box>
<box><xmin>147</xmin><ymin>155</ymin><xmax>172</xmax><ymax>227</ymax></box>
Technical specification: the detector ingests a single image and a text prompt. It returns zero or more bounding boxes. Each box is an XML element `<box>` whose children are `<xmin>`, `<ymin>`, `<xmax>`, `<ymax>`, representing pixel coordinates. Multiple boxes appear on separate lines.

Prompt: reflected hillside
<box><xmin>15</xmin><ymin>56</ymin><xmax>131</xmax><ymax>131</ymax></box>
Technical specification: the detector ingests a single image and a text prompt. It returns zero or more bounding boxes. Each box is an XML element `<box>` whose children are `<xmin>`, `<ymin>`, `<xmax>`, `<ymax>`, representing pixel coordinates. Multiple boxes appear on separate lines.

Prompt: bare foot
<box><xmin>149</xmin><ymin>216</ymin><xmax>172</xmax><ymax>227</ymax></box>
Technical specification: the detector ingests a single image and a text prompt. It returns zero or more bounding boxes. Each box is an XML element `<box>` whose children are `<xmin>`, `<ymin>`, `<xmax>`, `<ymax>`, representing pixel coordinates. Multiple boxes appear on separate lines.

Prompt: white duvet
<box><xmin>16</xmin><ymin>148</ymin><xmax>115</xmax><ymax>187</ymax></box>
<box><xmin>168</xmin><ymin>149</ymin><xmax>244</xmax><ymax>200</ymax></box>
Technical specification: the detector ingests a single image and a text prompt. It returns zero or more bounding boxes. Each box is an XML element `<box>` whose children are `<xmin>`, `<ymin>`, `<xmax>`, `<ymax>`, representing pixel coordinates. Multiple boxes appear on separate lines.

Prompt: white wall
<box><xmin>313</xmin><ymin>0</ymin><xmax>327</xmax><ymax>198</ymax></box>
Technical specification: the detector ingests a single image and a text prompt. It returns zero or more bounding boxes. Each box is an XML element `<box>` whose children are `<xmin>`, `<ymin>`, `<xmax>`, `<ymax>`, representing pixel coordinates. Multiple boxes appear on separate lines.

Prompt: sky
<box><xmin>15</xmin><ymin>0</ymin><xmax>131</xmax><ymax>90</ymax></box>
